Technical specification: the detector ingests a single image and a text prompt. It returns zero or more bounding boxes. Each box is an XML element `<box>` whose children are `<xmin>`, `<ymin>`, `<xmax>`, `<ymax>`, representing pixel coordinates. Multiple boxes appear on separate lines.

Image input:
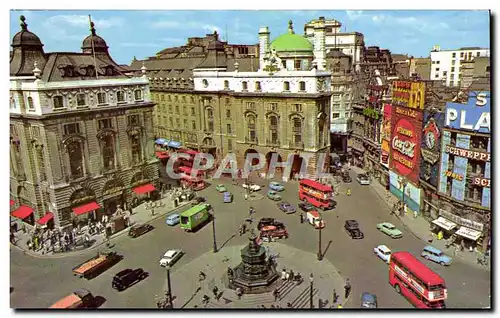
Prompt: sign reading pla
<box><xmin>445</xmin><ymin>92</ymin><xmax>490</xmax><ymax>133</ymax></box>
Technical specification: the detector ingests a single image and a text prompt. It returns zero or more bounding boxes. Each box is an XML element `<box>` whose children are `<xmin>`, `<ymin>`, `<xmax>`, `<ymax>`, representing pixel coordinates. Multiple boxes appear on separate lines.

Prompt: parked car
<box><xmin>243</xmin><ymin>183</ymin><xmax>261</xmax><ymax>191</ymax></box>
<box><xmin>361</xmin><ymin>292</ymin><xmax>378</xmax><ymax>308</ymax></box>
<box><xmin>269</xmin><ymin>182</ymin><xmax>285</xmax><ymax>192</ymax></box>
<box><xmin>421</xmin><ymin>245</ymin><xmax>453</xmax><ymax>266</ymax></box>
<box><xmin>215</xmin><ymin>184</ymin><xmax>227</xmax><ymax>193</ymax></box>
<box><xmin>165</xmin><ymin>213</ymin><xmax>180</xmax><ymax>226</ymax></box>
<box><xmin>373</xmin><ymin>245</ymin><xmax>392</xmax><ymax>264</ymax></box>
<box><xmin>260</xmin><ymin>225</ymin><xmax>289</xmax><ymax>241</ymax></box>
<box><xmin>112</xmin><ymin>268</ymin><xmax>148</xmax><ymax>291</ymax></box>
<box><xmin>257</xmin><ymin>218</ymin><xmax>285</xmax><ymax>231</ymax></box>
<box><xmin>193</xmin><ymin>196</ymin><xmax>207</xmax><ymax>204</ymax></box>
<box><xmin>277</xmin><ymin>202</ymin><xmax>296</xmax><ymax>214</ymax></box>
<box><xmin>298</xmin><ymin>202</ymin><xmax>316</xmax><ymax>212</ymax></box>
<box><xmin>223</xmin><ymin>192</ymin><xmax>233</xmax><ymax>203</ymax></box>
<box><xmin>356</xmin><ymin>174</ymin><xmax>370</xmax><ymax>185</ymax></box>
<box><xmin>344</xmin><ymin>220</ymin><xmax>364</xmax><ymax>239</ymax></box>
<box><xmin>128</xmin><ymin>223</ymin><xmax>153</xmax><ymax>238</ymax></box>
<box><xmin>159</xmin><ymin>249</ymin><xmax>184</xmax><ymax>267</ymax></box>
<box><xmin>377</xmin><ymin>222</ymin><xmax>403</xmax><ymax>239</ymax></box>
<box><xmin>267</xmin><ymin>190</ymin><xmax>282</xmax><ymax>201</ymax></box>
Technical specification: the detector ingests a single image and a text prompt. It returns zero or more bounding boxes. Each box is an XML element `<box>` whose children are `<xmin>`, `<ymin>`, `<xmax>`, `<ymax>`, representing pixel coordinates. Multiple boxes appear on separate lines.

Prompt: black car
<box><xmin>298</xmin><ymin>202</ymin><xmax>316</xmax><ymax>212</ymax></box>
<box><xmin>257</xmin><ymin>218</ymin><xmax>285</xmax><ymax>231</ymax></box>
<box><xmin>112</xmin><ymin>268</ymin><xmax>148</xmax><ymax>291</ymax></box>
<box><xmin>128</xmin><ymin>223</ymin><xmax>154</xmax><ymax>238</ymax></box>
<box><xmin>344</xmin><ymin>220</ymin><xmax>364</xmax><ymax>239</ymax></box>
<box><xmin>342</xmin><ymin>175</ymin><xmax>352</xmax><ymax>183</ymax></box>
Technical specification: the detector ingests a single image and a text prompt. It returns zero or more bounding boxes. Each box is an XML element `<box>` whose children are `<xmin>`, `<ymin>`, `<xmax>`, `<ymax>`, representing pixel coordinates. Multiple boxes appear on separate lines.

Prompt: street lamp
<box><xmin>164</xmin><ymin>265</ymin><xmax>173</xmax><ymax>308</ymax></box>
<box><xmin>211</xmin><ymin>208</ymin><xmax>218</xmax><ymax>253</ymax></box>
<box><xmin>399</xmin><ymin>176</ymin><xmax>408</xmax><ymax>217</ymax></box>
<box><xmin>309</xmin><ymin>273</ymin><xmax>314</xmax><ymax>309</ymax></box>
<box><xmin>317</xmin><ymin>217</ymin><xmax>323</xmax><ymax>261</ymax></box>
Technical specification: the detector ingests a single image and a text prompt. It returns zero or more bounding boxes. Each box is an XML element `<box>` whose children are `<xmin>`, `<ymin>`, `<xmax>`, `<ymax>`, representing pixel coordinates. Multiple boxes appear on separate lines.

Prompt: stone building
<box><xmin>461</xmin><ymin>56</ymin><xmax>490</xmax><ymax>90</ymax></box>
<box><xmin>409</xmin><ymin>57</ymin><xmax>431</xmax><ymax>80</ymax></box>
<box><xmin>131</xmin><ymin>21</ymin><xmax>331</xmax><ymax>180</ymax></box>
<box><xmin>9</xmin><ymin>16</ymin><xmax>158</xmax><ymax>230</ymax></box>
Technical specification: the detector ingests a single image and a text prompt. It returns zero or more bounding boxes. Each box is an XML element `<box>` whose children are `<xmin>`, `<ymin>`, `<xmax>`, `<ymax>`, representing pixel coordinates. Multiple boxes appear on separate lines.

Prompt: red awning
<box><xmin>72</xmin><ymin>202</ymin><xmax>100</xmax><ymax>216</ymax></box>
<box><xmin>155</xmin><ymin>151</ymin><xmax>169</xmax><ymax>159</ymax></box>
<box><xmin>11</xmin><ymin>205</ymin><xmax>34</xmax><ymax>219</ymax></box>
<box><xmin>37</xmin><ymin>212</ymin><xmax>54</xmax><ymax>225</ymax></box>
<box><xmin>133</xmin><ymin>183</ymin><xmax>156</xmax><ymax>194</ymax></box>
<box><xmin>10</xmin><ymin>200</ymin><xmax>14</xmax><ymax>207</ymax></box>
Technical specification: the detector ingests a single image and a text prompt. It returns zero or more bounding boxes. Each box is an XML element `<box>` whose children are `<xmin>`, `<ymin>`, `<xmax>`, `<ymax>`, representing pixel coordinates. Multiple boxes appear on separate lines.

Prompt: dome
<box><xmin>81</xmin><ymin>22</ymin><xmax>109</xmax><ymax>53</ymax></box>
<box><xmin>270</xmin><ymin>20</ymin><xmax>313</xmax><ymax>53</ymax></box>
<box><xmin>11</xmin><ymin>16</ymin><xmax>43</xmax><ymax>48</ymax></box>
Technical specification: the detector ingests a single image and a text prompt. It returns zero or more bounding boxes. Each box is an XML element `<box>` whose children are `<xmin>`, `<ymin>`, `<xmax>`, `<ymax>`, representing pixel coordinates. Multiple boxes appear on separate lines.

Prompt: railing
<box><xmin>288</xmin><ymin>141</ymin><xmax>304</xmax><ymax>149</ymax></box>
<box><xmin>266</xmin><ymin>139</ymin><xmax>280</xmax><ymax>146</ymax></box>
<box><xmin>244</xmin><ymin>136</ymin><xmax>258</xmax><ymax>144</ymax></box>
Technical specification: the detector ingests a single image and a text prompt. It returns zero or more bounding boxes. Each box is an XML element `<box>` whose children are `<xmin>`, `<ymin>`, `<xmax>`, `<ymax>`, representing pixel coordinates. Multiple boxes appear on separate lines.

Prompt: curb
<box><xmin>10</xmin><ymin>202</ymin><xmax>191</xmax><ymax>260</ymax></box>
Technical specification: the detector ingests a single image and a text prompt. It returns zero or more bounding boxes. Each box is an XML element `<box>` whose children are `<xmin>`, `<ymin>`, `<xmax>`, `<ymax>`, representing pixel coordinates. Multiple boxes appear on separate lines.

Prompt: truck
<box><xmin>179</xmin><ymin>203</ymin><xmax>211</xmax><ymax>232</ymax></box>
<box><xmin>49</xmin><ymin>289</ymin><xmax>96</xmax><ymax>309</ymax></box>
<box><xmin>306</xmin><ymin>210</ymin><xmax>325</xmax><ymax>229</ymax></box>
<box><xmin>72</xmin><ymin>251</ymin><xmax>121</xmax><ymax>279</ymax></box>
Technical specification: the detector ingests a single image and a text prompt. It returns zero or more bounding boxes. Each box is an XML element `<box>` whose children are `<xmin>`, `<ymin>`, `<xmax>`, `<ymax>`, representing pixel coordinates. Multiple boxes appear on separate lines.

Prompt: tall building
<box><xmin>132</xmin><ymin>21</ymin><xmax>331</xmax><ymax>180</ymax></box>
<box><xmin>9</xmin><ymin>16</ymin><xmax>158</xmax><ymax>230</ymax></box>
<box><xmin>409</xmin><ymin>57</ymin><xmax>431</xmax><ymax>80</ymax></box>
<box><xmin>460</xmin><ymin>56</ymin><xmax>490</xmax><ymax>90</ymax></box>
<box><xmin>429</xmin><ymin>46</ymin><xmax>490</xmax><ymax>87</ymax></box>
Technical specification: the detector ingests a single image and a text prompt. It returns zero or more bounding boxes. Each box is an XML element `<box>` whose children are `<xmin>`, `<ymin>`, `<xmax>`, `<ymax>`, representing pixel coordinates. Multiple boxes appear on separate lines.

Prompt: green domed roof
<box><xmin>270</xmin><ymin>20</ymin><xmax>313</xmax><ymax>53</ymax></box>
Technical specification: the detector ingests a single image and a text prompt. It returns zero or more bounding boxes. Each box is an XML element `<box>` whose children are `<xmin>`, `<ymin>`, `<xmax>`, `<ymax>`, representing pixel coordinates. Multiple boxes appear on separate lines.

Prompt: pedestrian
<box><xmin>300</xmin><ymin>214</ymin><xmax>304</xmax><ymax>224</ymax></box>
<box><xmin>286</xmin><ymin>302</ymin><xmax>293</xmax><ymax>308</ymax></box>
<box><xmin>285</xmin><ymin>271</ymin><xmax>290</xmax><ymax>281</ymax></box>
<box><xmin>289</xmin><ymin>270</ymin><xmax>294</xmax><ymax>281</ymax></box>
<box><xmin>236</xmin><ymin>287</ymin><xmax>243</xmax><ymax>300</ymax></box>
<box><xmin>333</xmin><ymin>289</ymin><xmax>338</xmax><ymax>304</ymax></box>
<box><xmin>337</xmin><ymin>304</ymin><xmax>343</xmax><ymax>309</ymax></box>
<box><xmin>413</xmin><ymin>209</ymin><xmax>418</xmax><ymax>219</ymax></box>
<box><xmin>273</xmin><ymin>288</ymin><xmax>279</xmax><ymax>301</ymax></box>
<box><xmin>281</xmin><ymin>268</ymin><xmax>287</xmax><ymax>281</ymax></box>
<box><xmin>212</xmin><ymin>286</ymin><xmax>219</xmax><ymax>298</ymax></box>
<box><xmin>344</xmin><ymin>279</ymin><xmax>351</xmax><ymax>299</ymax></box>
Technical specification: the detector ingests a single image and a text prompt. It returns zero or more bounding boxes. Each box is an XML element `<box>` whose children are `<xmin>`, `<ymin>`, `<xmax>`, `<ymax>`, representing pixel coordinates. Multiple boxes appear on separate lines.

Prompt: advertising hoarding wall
<box><xmin>389</xmin><ymin>170</ymin><xmax>421</xmax><ymax>212</ymax></box>
<box><xmin>380</xmin><ymin>104</ymin><xmax>392</xmax><ymax>168</ymax></box>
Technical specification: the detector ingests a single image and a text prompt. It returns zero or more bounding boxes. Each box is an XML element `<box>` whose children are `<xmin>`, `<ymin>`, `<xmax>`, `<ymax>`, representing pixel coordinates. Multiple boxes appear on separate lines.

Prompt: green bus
<box><xmin>179</xmin><ymin>204</ymin><xmax>211</xmax><ymax>232</ymax></box>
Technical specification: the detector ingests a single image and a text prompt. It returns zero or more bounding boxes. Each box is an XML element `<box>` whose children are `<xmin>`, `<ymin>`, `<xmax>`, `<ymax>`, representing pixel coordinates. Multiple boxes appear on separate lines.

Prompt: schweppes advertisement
<box><xmin>392</xmin><ymin>81</ymin><xmax>426</xmax><ymax>110</ymax></box>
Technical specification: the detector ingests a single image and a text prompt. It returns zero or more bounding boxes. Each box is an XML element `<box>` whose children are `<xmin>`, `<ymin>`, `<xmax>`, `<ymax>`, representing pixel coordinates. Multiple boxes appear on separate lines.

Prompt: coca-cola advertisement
<box><xmin>389</xmin><ymin>106</ymin><xmax>423</xmax><ymax>185</ymax></box>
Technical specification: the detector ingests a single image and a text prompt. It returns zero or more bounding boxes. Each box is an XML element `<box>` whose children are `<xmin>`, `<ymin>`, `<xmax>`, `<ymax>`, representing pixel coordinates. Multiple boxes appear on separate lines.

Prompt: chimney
<box><xmin>258</xmin><ymin>26</ymin><xmax>270</xmax><ymax>71</ymax></box>
<box><xmin>313</xmin><ymin>19</ymin><xmax>326</xmax><ymax>70</ymax></box>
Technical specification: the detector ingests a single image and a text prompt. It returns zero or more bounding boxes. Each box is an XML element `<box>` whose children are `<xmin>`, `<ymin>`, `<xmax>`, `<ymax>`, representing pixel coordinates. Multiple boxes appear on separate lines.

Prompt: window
<box><xmin>246</xmin><ymin>102</ymin><xmax>256</xmax><ymax>110</ymax></box>
<box><xmin>191</xmin><ymin>107</ymin><xmax>195</xmax><ymax>116</ymax></box>
<box><xmin>134</xmin><ymin>89</ymin><xmax>143</xmax><ymax>101</ymax></box>
<box><xmin>299</xmin><ymin>81</ymin><xmax>306</xmax><ymax>91</ymax></box>
<box><xmin>283</xmin><ymin>81</ymin><xmax>290</xmax><ymax>91</ymax></box>
<box><xmin>451</xmin><ymin>67</ymin><xmax>455</xmax><ymax>72</ymax></box>
<box><xmin>190</xmin><ymin>97</ymin><xmax>194</xmax><ymax>103</ymax></box>
<box><xmin>53</xmin><ymin>96</ymin><xmax>64</xmax><ymax>109</ymax></box>
<box><xmin>269</xmin><ymin>103</ymin><xmax>278</xmax><ymax>111</ymax></box>
<box><xmin>460</xmin><ymin>52</ymin><xmax>464</xmax><ymax>58</ymax></box>
<box><xmin>27</xmin><ymin>97</ymin><xmax>35</xmax><ymax>110</ymax></box>
<box><xmin>224</xmin><ymin>80</ymin><xmax>230</xmax><ymax>90</ymax></box>
<box><xmin>182</xmin><ymin>96</ymin><xmax>186</xmax><ymax>103</ymax></box>
<box><xmin>35</xmin><ymin>145</ymin><xmax>46</xmax><ymax>181</ymax></box>
<box><xmin>130</xmin><ymin>133</ymin><xmax>142</xmax><ymax>165</ymax></box>
<box><xmin>443</xmin><ymin>71</ymin><xmax>448</xmax><ymax>76</ymax></box>
<box><xmin>192</xmin><ymin>121</ymin><xmax>196</xmax><ymax>130</ymax></box>
<box><xmin>207</xmin><ymin>120</ymin><xmax>214</xmax><ymax>132</ymax></box>
<box><xmin>225</xmin><ymin>98</ymin><xmax>230</xmax><ymax>105</ymax></box>
<box><xmin>101</xmin><ymin>135</ymin><xmax>115</xmax><ymax>171</ymax></box>
<box><xmin>128</xmin><ymin>114</ymin><xmax>140</xmax><ymax>126</ymax></box>
<box><xmin>67</xmin><ymin>141</ymin><xmax>84</xmax><ymax>179</ymax></box>
<box><xmin>269</xmin><ymin>116</ymin><xmax>279</xmax><ymax>144</ymax></box>
<box><xmin>175</xmin><ymin>105</ymin><xmax>179</xmax><ymax>114</ymax></box>
<box><xmin>184</xmin><ymin>119</ymin><xmax>188</xmax><ymax>129</ymax></box>
<box><xmin>161</xmin><ymin>95</ymin><xmax>165</xmax><ymax>101</ymax></box>
<box><xmin>169</xmin><ymin>118</ymin><xmax>173</xmax><ymax>127</ymax></box>
<box><xmin>226</xmin><ymin>109</ymin><xmax>231</xmax><ymax>118</ymax></box>
<box><xmin>248</xmin><ymin>116</ymin><xmax>256</xmax><ymax>141</ymax></box>
<box><xmin>486</xmin><ymin>66</ymin><xmax>490</xmax><ymax>72</ymax></box>
<box><xmin>282</xmin><ymin>60</ymin><xmax>287</xmax><ymax>69</ymax></box>
<box><xmin>242</xmin><ymin>81</ymin><xmax>248</xmax><ymax>90</ymax></box>
<box><xmin>63</xmin><ymin>123</ymin><xmax>80</xmax><ymax>135</ymax></box>
<box><xmin>452</xmin><ymin>53</ymin><xmax>456</xmax><ymax>58</ymax></box>
<box><xmin>183</xmin><ymin>106</ymin><xmax>187</xmax><ymax>115</ymax></box>
<box><xmin>207</xmin><ymin>108</ymin><xmax>214</xmax><ymax>118</ymax></box>
<box><xmin>169</xmin><ymin>105</ymin><xmax>173</xmax><ymax>113</ymax></box>
<box><xmin>434</xmin><ymin>74</ymin><xmax>439</xmax><ymax>78</ymax></box>
<box><xmin>116</xmin><ymin>91</ymin><xmax>125</xmax><ymax>103</ymax></box>
<box><xmin>294</xmin><ymin>104</ymin><xmax>302</xmax><ymax>112</ymax></box>
<box><xmin>227</xmin><ymin>124</ymin><xmax>232</xmax><ymax>134</ymax></box>
<box><xmin>332</xmin><ymin>113</ymin><xmax>340</xmax><ymax>119</ymax></box>
<box><xmin>176</xmin><ymin>118</ymin><xmax>180</xmax><ymax>126</ymax></box>
<box><xmin>10</xmin><ymin>96</ymin><xmax>15</xmax><ymax>109</ymax></box>
<box><xmin>97</xmin><ymin>92</ymin><xmax>107</xmax><ymax>105</ymax></box>
<box><xmin>202</xmin><ymin>79</ymin><xmax>209</xmax><ymax>88</ymax></box>
<box><xmin>293</xmin><ymin>118</ymin><xmax>302</xmax><ymax>143</ymax></box>
<box><xmin>435</xmin><ymin>68</ymin><xmax>440</xmax><ymax>72</ymax></box>
<box><xmin>436</xmin><ymin>61</ymin><xmax>440</xmax><ymax>64</ymax></box>
<box><xmin>255</xmin><ymin>81</ymin><xmax>262</xmax><ymax>91</ymax></box>
<box><xmin>98</xmin><ymin>118</ymin><xmax>112</xmax><ymax>130</ymax></box>
<box><xmin>477</xmin><ymin>52</ymin><xmax>481</xmax><ymax>57</ymax></box>
<box><xmin>228</xmin><ymin>139</ymin><xmax>233</xmax><ymax>151</ymax></box>
<box><xmin>294</xmin><ymin>60</ymin><xmax>301</xmax><ymax>70</ymax></box>
<box><xmin>452</xmin><ymin>60</ymin><xmax>456</xmax><ymax>65</ymax></box>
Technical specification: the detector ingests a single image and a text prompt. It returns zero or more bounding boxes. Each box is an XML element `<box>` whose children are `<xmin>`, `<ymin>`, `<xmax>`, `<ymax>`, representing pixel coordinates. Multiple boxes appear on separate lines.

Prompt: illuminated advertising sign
<box><xmin>380</xmin><ymin>104</ymin><xmax>392</xmax><ymax>168</ymax></box>
<box><xmin>419</xmin><ymin>110</ymin><xmax>444</xmax><ymax>187</ymax></box>
<box><xmin>444</xmin><ymin>91</ymin><xmax>490</xmax><ymax>133</ymax></box>
<box><xmin>390</xmin><ymin>106</ymin><xmax>423</xmax><ymax>185</ymax></box>
<box><xmin>391</xmin><ymin>81</ymin><xmax>426</xmax><ymax>109</ymax></box>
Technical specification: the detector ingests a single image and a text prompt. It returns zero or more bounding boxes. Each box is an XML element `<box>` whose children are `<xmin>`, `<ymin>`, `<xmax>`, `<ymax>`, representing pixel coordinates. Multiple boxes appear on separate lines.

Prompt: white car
<box><xmin>357</xmin><ymin>174</ymin><xmax>371</xmax><ymax>185</ymax></box>
<box><xmin>159</xmin><ymin>249</ymin><xmax>184</xmax><ymax>267</ymax></box>
<box><xmin>242</xmin><ymin>183</ymin><xmax>261</xmax><ymax>191</ymax></box>
<box><xmin>373</xmin><ymin>245</ymin><xmax>392</xmax><ymax>264</ymax></box>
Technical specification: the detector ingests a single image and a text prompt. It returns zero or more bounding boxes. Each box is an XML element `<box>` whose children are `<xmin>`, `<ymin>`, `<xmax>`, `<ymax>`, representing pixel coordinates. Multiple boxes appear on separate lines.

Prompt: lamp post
<box><xmin>399</xmin><ymin>176</ymin><xmax>408</xmax><ymax>217</ymax></box>
<box><xmin>211</xmin><ymin>208</ymin><xmax>218</xmax><ymax>253</ymax></box>
<box><xmin>162</xmin><ymin>265</ymin><xmax>173</xmax><ymax>308</ymax></box>
<box><xmin>309</xmin><ymin>273</ymin><xmax>314</xmax><ymax>309</ymax></box>
<box><xmin>317</xmin><ymin>217</ymin><xmax>323</xmax><ymax>261</ymax></box>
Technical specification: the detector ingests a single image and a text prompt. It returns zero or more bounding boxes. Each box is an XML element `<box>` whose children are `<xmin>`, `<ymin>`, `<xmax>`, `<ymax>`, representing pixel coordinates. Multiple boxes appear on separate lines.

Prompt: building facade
<box><xmin>429</xmin><ymin>45</ymin><xmax>490</xmax><ymax>87</ymax></box>
<box><xmin>9</xmin><ymin>16</ymin><xmax>158</xmax><ymax>230</ymax></box>
<box><xmin>409</xmin><ymin>57</ymin><xmax>431</xmax><ymax>80</ymax></box>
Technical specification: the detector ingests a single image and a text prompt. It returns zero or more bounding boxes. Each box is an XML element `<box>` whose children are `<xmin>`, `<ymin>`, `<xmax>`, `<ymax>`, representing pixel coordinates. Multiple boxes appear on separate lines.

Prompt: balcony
<box><xmin>266</xmin><ymin>139</ymin><xmax>280</xmax><ymax>146</ymax></box>
<box><xmin>244</xmin><ymin>136</ymin><xmax>258</xmax><ymax>144</ymax></box>
<box><xmin>289</xmin><ymin>141</ymin><xmax>304</xmax><ymax>149</ymax></box>
<box><xmin>292</xmin><ymin>127</ymin><xmax>302</xmax><ymax>134</ymax></box>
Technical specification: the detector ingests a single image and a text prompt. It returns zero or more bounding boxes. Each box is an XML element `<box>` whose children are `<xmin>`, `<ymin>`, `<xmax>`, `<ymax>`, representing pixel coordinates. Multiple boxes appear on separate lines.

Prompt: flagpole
<box><xmin>89</xmin><ymin>15</ymin><xmax>99</xmax><ymax>80</ymax></box>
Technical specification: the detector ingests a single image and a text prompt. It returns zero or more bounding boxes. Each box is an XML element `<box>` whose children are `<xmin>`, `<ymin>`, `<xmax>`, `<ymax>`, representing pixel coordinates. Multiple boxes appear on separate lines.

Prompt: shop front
<box><xmin>101</xmin><ymin>179</ymin><xmax>126</xmax><ymax>216</ymax></box>
<box><xmin>431</xmin><ymin>216</ymin><xmax>457</xmax><ymax>239</ymax></box>
<box><xmin>36</xmin><ymin>212</ymin><xmax>54</xmax><ymax>230</ymax></box>
<box><xmin>438</xmin><ymin>209</ymin><xmax>486</xmax><ymax>251</ymax></box>
<box><xmin>11</xmin><ymin>204</ymin><xmax>35</xmax><ymax>230</ymax></box>
<box><xmin>69</xmin><ymin>189</ymin><xmax>100</xmax><ymax>228</ymax></box>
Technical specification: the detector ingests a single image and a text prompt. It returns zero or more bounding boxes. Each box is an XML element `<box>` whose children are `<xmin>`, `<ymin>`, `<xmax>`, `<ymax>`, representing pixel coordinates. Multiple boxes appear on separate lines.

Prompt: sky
<box><xmin>9</xmin><ymin>9</ymin><xmax>490</xmax><ymax>66</ymax></box>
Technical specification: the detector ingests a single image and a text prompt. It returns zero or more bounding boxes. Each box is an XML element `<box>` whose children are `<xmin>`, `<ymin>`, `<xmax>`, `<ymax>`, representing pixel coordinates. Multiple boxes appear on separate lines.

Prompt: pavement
<box><xmin>10</xmin><ymin>172</ymin><xmax>491</xmax><ymax>309</ymax></box>
<box><xmin>164</xmin><ymin>242</ymin><xmax>348</xmax><ymax>309</ymax></box>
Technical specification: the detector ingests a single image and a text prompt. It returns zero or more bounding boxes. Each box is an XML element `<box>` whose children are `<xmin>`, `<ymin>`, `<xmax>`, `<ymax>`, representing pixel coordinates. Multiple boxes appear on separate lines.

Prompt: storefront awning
<box><xmin>11</xmin><ymin>205</ymin><xmax>34</xmax><ymax>219</ymax></box>
<box><xmin>155</xmin><ymin>138</ymin><xmax>169</xmax><ymax>145</ymax></box>
<box><xmin>455</xmin><ymin>226</ymin><xmax>482</xmax><ymax>241</ymax></box>
<box><xmin>155</xmin><ymin>151</ymin><xmax>169</xmax><ymax>159</ymax></box>
<box><xmin>37</xmin><ymin>212</ymin><xmax>54</xmax><ymax>225</ymax></box>
<box><xmin>431</xmin><ymin>217</ymin><xmax>457</xmax><ymax>232</ymax></box>
<box><xmin>10</xmin><ymin>200</ymin><xmax>14</xmax><ymax>207</ymax></box>
<box><xmin>72</xmin><ymin>202</ymin><xmax>101</xmax><ymax>216</ymax></box>
<box><xmin>167</xmin><ymin>141</ymin><xmax>182</xmax><ymax>149</ymax></box>
<box><xmin>133</xmin><ymin>183</ymin><xmax>156</xmax><ymax>194</ymax></box>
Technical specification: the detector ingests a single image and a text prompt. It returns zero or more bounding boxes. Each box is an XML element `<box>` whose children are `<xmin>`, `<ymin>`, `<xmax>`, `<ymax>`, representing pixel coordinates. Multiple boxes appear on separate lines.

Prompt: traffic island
<box><xmin>163</xmin><ymin>242</ymin><xmax>348</xmax><ymax>309</ymax></box>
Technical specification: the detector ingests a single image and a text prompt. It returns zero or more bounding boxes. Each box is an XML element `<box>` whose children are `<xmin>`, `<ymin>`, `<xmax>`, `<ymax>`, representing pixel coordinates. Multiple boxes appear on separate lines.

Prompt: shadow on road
<box><xmin>181</xmin><ymin>286</ymin><xmax>202</xmax><ymax>309</ymax></box>
<box><xmin>219</xmin><ymin>233</ymin><xmax>236</xmax><ymax>250</ymax></box>
<box><xmin>94</xmin><ymin>296</ymin><xmax>107</xmax><ymax>308</ymax></box>
<box><xmin>321</xmin><ymin>240</ymin><xmax>333</xmax><ymax>258</ymax></box>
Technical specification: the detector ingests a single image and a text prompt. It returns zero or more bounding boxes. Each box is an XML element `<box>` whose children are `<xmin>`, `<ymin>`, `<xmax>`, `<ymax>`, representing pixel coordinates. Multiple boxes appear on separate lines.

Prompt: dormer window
<box><xmin>105</xmin><ymin>66</ymin><xmax>114</xmax><ymax>76</ymax></box>
<box><xmin>283</xmin><ymin>81</ymin><xmax>290</xmax><ymax>91</ymax></box>
<box><xmin>255</xmin><ymin>81</ymin><xmax>262</xmax><ymax>91</ymax></box>
<box><xmin>299</xmin><ymin>81</ymin><xmax>306</xmax><ymax>92</ymax></box>
<box><xmin>224</xmin><ymin>80</ymin><xmax>230</xmax><ymax>90</ymax></box>
<box><xmin>76</xmin><ymin>94</ymin><xmax>87</xmax><ymax>107</ymax></box>
<box><xmin>116</xmin><ymin>91</ymin><xmax>125</xmax><ymax>103</ymax></box>
<box><xmin>97</xmin><ymin>92</ymin><xmax>107</xmax><ymax>105</ymax></box>
<box><xmin>134</xmin><ymin>89</ymin><xmax>143</xmax><ymax>101</ymax></box>
<box><xmin>53</xmin><ymin>96</ymin><xmax>64</xmax><ymax>109</ymax></box>
<box><xmin>86</xmin><ymin>65</ymin><xmax>96</xmax><ymax>77</ymax></box>
<box><xmin>242</xmin><ymin>81</ymin><xmax>248</xmax><ymax>91</ymax></box>
<box><xmin>64</xmin><ymin>66</ymin><xmax>75</xmax><ymax>77</ymax></box>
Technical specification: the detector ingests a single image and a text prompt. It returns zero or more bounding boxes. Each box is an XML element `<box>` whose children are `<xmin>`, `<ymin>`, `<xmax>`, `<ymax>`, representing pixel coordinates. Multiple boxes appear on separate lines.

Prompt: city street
<box><xmin>10</xmin><ymin>172</ymin><xmax>490</xmax><ymax>309</ymax></box>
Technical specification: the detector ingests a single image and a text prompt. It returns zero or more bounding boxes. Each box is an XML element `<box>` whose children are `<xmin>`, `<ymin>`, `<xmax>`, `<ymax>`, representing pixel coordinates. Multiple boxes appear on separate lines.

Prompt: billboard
<box><xmin>391</xmin><ymin>81</ymin><xmax>426</xmax><ymax>110</ymax></box>
<box><xmin>389</xmin><ymin>170</ymin><xmax>421</xmax><ymax>213</ymax></box>
<box><xmin>444</xmin><ymin>91</ymin><xmax>490</xmax><ymax>133</ymax></box>
<box><xmin>419</xmin><ymin>110</ymin><xmax>445</xmax><ymax>187</ymax></box>
<box><xmin>380</xmin><ymin>104</ymin><xmax>392</xmax><ymax>168</ymax></box>
<box><xmin>389</xmin><ymin>106</ymin><xmax>423</xmax><ymax>185</ymax></box>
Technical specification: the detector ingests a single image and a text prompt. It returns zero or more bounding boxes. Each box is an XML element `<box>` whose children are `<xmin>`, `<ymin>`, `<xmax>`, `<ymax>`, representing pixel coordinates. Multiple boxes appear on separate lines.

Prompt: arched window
<box><xmin>76</xmin><ymin>93</ymin><xmax>87</xmax><ymax>107</ymax></box>
<box><xmin>27</xmin><ymin>97</ymin><xmax>35</xmax><ymax>110</ymax></box>
<box><xmin>247</xmin><ymin>116</ymin><xmax>257</xmax><ymax>142</ymax></box>
<box><xmin>202</xmin><ymin>79</ymin><xmax>209</xmax><ymax>88</ymax></box>
<box><xmin>97</xmin><ymin>92</ymin><xmax>107</xmax><ymax>105</ymax></box>
<box><xmin>101</xmin><ymin>135</ymin><xmax>115</xmax><ymax>171</ymax></box>
<box><xmin>206</xmin><ymin>108</ymin><xmax>214</xmax><ymax>131</ymax></box>
<box><xmin>242</xmin><ymin>81</ymin><xmax>248</xmax><ymax>90</ymax></box>
<box><xmin>283</xmin><ymin>81</ymin><xmax>290</xmax><ymax>91</ymax></box>
<box><xmin>293</xmin><ymin>118</ymin><xmax>302</xmax><ymax>143</ymax></box>
<box><xmin>67</xmin><ymin>141</ymin><xmax>84</xmax><ymax>179</ymax></box>
<box><xmin>269</xmin><ymin>116</ymin><xmax>279</xmax><ymax>144</ymax></box>
<box><xmin>35</xmin><ymin>145</ymin><xmax>46</xmax><ymax>181</ymax></box>
<box><xmin>207</xmin><ymin>108</ymin><xmax>214</xmax><ymax>118</ymax></box>
<box><xmin>318</xmin><ymin>118</ymin><xmax>325</xmax><ymax>146</ymax></box>
<box><xmin>255</xmin><ymin>81</ymin><xmax>262</xmax><ymax>91</ymax></box>
<box><xmin>224</xmin><ymin>80</ymin><xmax>230</xmax><ymax>90</ymax></box>
<box><xmin>116</xmin><ymin>91</ymin><xmax>125</xmax><ymax>103</ymax></box>
<box><xmin>129</xmin><ymin>132</ymin><xmax>142</xmax><ymax>165</ymax></box>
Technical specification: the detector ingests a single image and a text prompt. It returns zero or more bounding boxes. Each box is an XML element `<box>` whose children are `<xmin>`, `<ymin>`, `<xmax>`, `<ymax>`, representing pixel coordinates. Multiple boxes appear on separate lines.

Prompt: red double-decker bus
<box><xmin>298</xmin><ymin>179</ymin><xmax>335</xmax><ymax>210</ymax></box>
<box><xmin>389</xmin><ymin>251</ymin><xmax>447</xmax><ymax>308</ymax></box>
